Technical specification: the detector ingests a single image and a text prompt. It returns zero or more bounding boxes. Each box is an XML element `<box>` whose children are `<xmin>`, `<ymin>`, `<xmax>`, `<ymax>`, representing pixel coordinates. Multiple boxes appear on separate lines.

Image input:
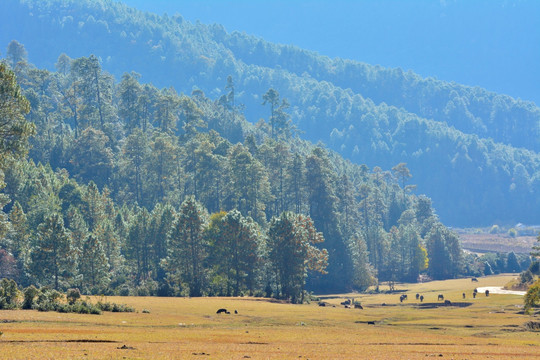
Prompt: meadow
<box><xmin>0</xmin><ymin>274</ymin><xmax>538</xmax><ymax>359</ymax></box>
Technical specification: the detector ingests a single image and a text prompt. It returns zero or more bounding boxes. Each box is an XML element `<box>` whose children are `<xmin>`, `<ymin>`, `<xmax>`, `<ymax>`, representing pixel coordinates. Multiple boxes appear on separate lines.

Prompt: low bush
<box><xmin>0</xmin><ymin>279</ymin><xmax>135</xmax><ymax>315</ymax></box>
<box><xmin>0</xmin><ymin>278</ymin><xmax>21</xmax><ymax>309</ymax></box>
<box><xmin>66</xmin><ymin>288</ymin><xmax>81</xmax><ymax>305</ymax></box>
<box><xmin>22</xmin><ymin>285</ymin><xmax>39</xmax><ymax>309</ymax></box>
<box><xmin>96</xmin><ymin>301</ymin><xmax>135</xmax><ymax>313</ymax></box>
<box><xmin>524</xmin><ymin>321</ymin><xmax>540</xmax><ymax>331</ymax></box>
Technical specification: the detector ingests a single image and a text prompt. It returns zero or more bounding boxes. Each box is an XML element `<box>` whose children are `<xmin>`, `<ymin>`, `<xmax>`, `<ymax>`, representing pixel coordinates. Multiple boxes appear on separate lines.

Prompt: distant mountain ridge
<box><xmin>0</xmin><ymin>0</ymin><xmax>539</xmax><ymax>226</ymax></box>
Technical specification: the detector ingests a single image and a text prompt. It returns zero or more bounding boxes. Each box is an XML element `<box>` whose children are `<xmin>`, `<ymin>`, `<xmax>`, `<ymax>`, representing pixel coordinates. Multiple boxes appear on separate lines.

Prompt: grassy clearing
<box><xmin>0</xmin><ymin>274</ymin><xmax>538</xmax><ymax>359</ymax></box>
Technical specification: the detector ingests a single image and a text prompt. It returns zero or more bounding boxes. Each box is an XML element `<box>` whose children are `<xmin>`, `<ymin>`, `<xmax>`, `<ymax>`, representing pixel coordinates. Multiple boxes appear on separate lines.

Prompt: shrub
<box><xmin>96</xmin><ymin>301</ymin><xmax>134</xmax><ymax>313</ymax></box>
<box><xmin>22</xmin><ymin>285</ymin><xmax>39</xmax><ymax>309</ymax></box>
<box><xmin>524</xmin><ymin>278</ymin><xmax>540</xmax><ymax>313</ymax></box>
<box><xmin>0</xmin><ymin>278</ymin><xmax>21</xmax><ymax>309</ymax></box>
<box><xmin>66</xmin><ymin>288</ymin><xmax>81</xmax><ymax>305</ymax></box>
<box><xmin>36</xmin><ymin>289</ymin><xmax>63</xmax><ymax>311</ymax></box>
<box><xmin>524</xmin><ymin>321</ymin><xmax>540</xmax><ymax>331</ymax></box>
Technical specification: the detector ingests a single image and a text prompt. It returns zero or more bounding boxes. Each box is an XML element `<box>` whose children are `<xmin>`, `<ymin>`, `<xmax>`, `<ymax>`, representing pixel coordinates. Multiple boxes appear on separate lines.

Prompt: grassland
<box><xmin>0</xmin><ymin>274</ymin><xmax>538</xmax><ymax>359</ymax></box>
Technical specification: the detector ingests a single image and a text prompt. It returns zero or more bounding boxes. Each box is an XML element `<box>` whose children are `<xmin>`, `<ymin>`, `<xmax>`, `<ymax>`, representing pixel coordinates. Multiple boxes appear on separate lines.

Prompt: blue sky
<box><xmin>122</xmin><ymin>0</ymin><xmax>540</xmax><ymax>104</ymax></box>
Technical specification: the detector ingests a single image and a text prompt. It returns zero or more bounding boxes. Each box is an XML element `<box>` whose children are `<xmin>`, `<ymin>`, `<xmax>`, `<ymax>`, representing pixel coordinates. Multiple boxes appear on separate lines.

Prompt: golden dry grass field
<box><xmin>0</xmin><ymin>274</ymin><xmax>539</xmax><ymax>359</ymax></box>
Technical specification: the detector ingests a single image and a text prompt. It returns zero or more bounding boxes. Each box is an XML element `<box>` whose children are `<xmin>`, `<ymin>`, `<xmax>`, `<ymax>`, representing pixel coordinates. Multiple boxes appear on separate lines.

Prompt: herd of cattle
<box><xmin>317</xmin><ymin>277</ymin><xmax>490</xmax><ymax>309</ymax></box>
<box><xmin>216</xmin><ymin>278</ymin><xmax>490</xmax><ymax>314</ymax></box>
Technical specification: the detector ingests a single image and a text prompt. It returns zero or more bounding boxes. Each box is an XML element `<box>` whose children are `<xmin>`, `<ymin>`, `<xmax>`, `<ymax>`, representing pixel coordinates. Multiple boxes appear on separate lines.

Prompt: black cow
<box><xmin>419</xmin><ymin>295</ymin><xmax>424</xmax><ymax>302</ymax></box>
<box><xmin>471</xmin><ymin>278</ymin><xmax>479</xmax><ymax>282</ymax></box>
<box><xmin>473</xmin><ymin>292</ymin><xmax>476</xmax><ymax>298</ymax></box>
<box><xmin>462</xmin><ymin>292</ymin><xmax>466</xmax><ymax>299</ymax></box>
<box><xmin>415</xmin><ymin>293</ymin><xmax>420</xmax><ymax>300</ymax></box>
<box><xmin>444</xmin><ymin>300</ymin><xmax>452</xmax><ymax>306</ymax></box>
<box><xmin>438</xmin><ymin>294</ymin><xmax>444</xmax><ymax>301</ymax></box>
<box><xmin>399</xmin><ymin>294</ymin><xmax>407</xmax><ymax>303</ymax></box>
<box><xmin>216</xmin><ymin>308</ymin><xmax>228</xmax><ymax>314</ymax></box>
<box><xmin>485</xmin><ymin>290</ymin><xmax>489</xmax><ymax>297</ymax></box>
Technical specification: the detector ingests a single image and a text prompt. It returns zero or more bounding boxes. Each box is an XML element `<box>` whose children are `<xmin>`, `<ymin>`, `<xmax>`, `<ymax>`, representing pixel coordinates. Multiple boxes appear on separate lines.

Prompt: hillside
<box><xmin>0</xmin><ymin>0</ymin><xmax>539</xmax><ymax>227</ymax></box>
<box><xmin>1</xmin><ymin>51</ymin><xmax>472</xmax><ymax>297</ymax></box>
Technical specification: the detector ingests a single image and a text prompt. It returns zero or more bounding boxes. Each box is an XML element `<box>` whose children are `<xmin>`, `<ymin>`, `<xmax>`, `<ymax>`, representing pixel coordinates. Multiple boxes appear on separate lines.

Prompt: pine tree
<box><xmin>70</xmin><ymin>55</ymin><xmax>113</xmax><ymax>130</ymax></box>
<box><xmin>122</xmin><ymin>128</ymin><xmax>149</xmax><ymax>206</ymax></box>
<box><xmin>148</xmin><ymin>203</ymin><xmax>175</xmax><ymax>280</ymax></box>
<box><xmin>0</xmin><ymin>62</ymin><xmax>34</xmax><ymax>187</ymax></box>
<box><xmin>7</xmin><ymin>201</ymin><xmax>28</xmax><ymax>281</ymax></box>
<box><xmin>305</xmin><ymin>147</ymin><xmax>348</xmax><ymax>292</ymax></box>
<box><xmin>126</xmin><ymin>208</ymin><xmax>151</xmax><ymax>284</ymax></box>
<box><xmin>268</xmin><ymin>212</ymin><xmax>328</xmax><ymax>303</ymax></box>
<box><xmin>207</xmin><ymin>210</ymin><xmax>261</xmax><ymax>296</ymax></box>
<box><xmin>118</xmin><ymin>72</ymin><xmax>142</xmax><ymax>132</ymax></box>
<box><xmin>167</xmin><ymin>197</ymin><xmax>208</xmax><ymax>296</ymax></box>
<box><xmin>79</xmin><ymin>233</ymin><xmax>109</xmax><ymax>292</ymax></box>
<box><xmin>30</xmin><ymin>213</ymin><xmax>75</xmax><ymax>290</ymax></box>
<box><xmin>349</xmin><ymin>232</ymin><xmax>374</xmax><ymax>290</ymax></box>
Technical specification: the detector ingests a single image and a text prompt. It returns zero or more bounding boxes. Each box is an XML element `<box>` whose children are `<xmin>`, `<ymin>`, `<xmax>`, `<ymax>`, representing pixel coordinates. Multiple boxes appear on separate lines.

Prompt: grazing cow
<box><xmin>485</xmin><ymin>290</ymin><xmax>489</xmax><ymax>297</ymax></box>
<box><xmin>318</xmin><ymin>302</ymin><xmax>326</xmax><ymax>307</ymax></box>
<box><xmin>399</xmin><ymin>294</ymin><xmax>407</xmax><ymax>303</ymax></box>
<box><xmin>216</xmin><ymin>308</ymin><xmax>228</xmax><ymax>314</ymax></box>
<box><xmin>462</xmin><ymin>292</ymin><xmax>466</xmax><ymax>299</ymax></box>
<box><xmin>415</xmin><ymin>293</ymin><xmax>420</xmax><ymax>300</ymax></box>
<box><xmin>444</xmin><ymin>300</ymin><xmax>452</xmax><ymax>306</ymax></box>
<box><xmin>354</xmin><ymin>304</ymin><xmax>363</xmax><ymax>309</ymax></box>
<box><xmin>419</xmin><ymin>295</ymin><xmax>424</xmax><ymax>302</ymax></box>
<box><xmin>341</xmin><ymin>299</ymin><xmax>351</xmax><ymax>306</ymax></box>
<box><xmin>234</xmin><ymin>310</ymin><xmax>238</xmax><ymax>314</ymax></box>
<box><xmin>471</xmin><ymin>278</ymin><xmax>478</xmax><ymax>282</ymax></box>
<box><xmin>438</xmin><ymin>294</ymin><xmax>444</xmax><ymax>301</ymax></box>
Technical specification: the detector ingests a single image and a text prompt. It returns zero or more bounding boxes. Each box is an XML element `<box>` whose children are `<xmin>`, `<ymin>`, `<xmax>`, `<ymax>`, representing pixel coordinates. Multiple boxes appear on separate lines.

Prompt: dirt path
<box><xmin>476</xmin><ymin>286</ymin><xmax>526</xmax><ymax>296</ymax></box>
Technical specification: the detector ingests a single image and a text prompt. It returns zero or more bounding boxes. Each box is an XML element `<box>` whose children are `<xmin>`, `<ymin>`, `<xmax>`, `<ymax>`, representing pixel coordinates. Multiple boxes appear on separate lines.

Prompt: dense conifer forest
<box><xmin>0</xmin><ymin>48</ymin><xmax>471</xmax><ymax>299</ymax></box>
<box><xmin>0</xmin><ymin>0</ymin><xmax>537</xmax><ymax>301</ymax></box>
<box><xmin>1</xmin><ymin>0</ymin><xmax>539</xmax><ymax>226</ymax></box>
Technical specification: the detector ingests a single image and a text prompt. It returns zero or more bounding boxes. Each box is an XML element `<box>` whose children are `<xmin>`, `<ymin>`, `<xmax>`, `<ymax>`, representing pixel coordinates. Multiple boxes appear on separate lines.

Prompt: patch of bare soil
<box><xmin>459</xmin><ymin>233</ymin><xmax>536</xmax><ymax>254</ymax></box>
<box><xmin>476</xmin><ymin>287</ymin><xmax>526</xmax><ymax>296</ymax></box>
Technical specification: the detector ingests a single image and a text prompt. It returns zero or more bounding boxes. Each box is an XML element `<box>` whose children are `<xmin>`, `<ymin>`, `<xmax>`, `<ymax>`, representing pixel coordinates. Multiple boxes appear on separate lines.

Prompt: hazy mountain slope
<box><xmin>219</xmin><ymin>32</ymin><xmax>540</xmax><ymax>153</ymax></box>
<box><xmin>1</xmin><ymin>0</ymin><xmax>539</xmax><ymax>226</ymax></box>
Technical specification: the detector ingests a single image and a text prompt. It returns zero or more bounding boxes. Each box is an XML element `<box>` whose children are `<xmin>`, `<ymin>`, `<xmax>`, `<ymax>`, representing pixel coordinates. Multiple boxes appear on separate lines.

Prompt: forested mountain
<box><xmin>1</xmin><ymin>0</ymin><xmax>539</xmax><ymax>226</ymax></box>
<box><xmin>0</xmin><ymin>53</ymin><xmax>467</xmax><ymax>299</ymax></box>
